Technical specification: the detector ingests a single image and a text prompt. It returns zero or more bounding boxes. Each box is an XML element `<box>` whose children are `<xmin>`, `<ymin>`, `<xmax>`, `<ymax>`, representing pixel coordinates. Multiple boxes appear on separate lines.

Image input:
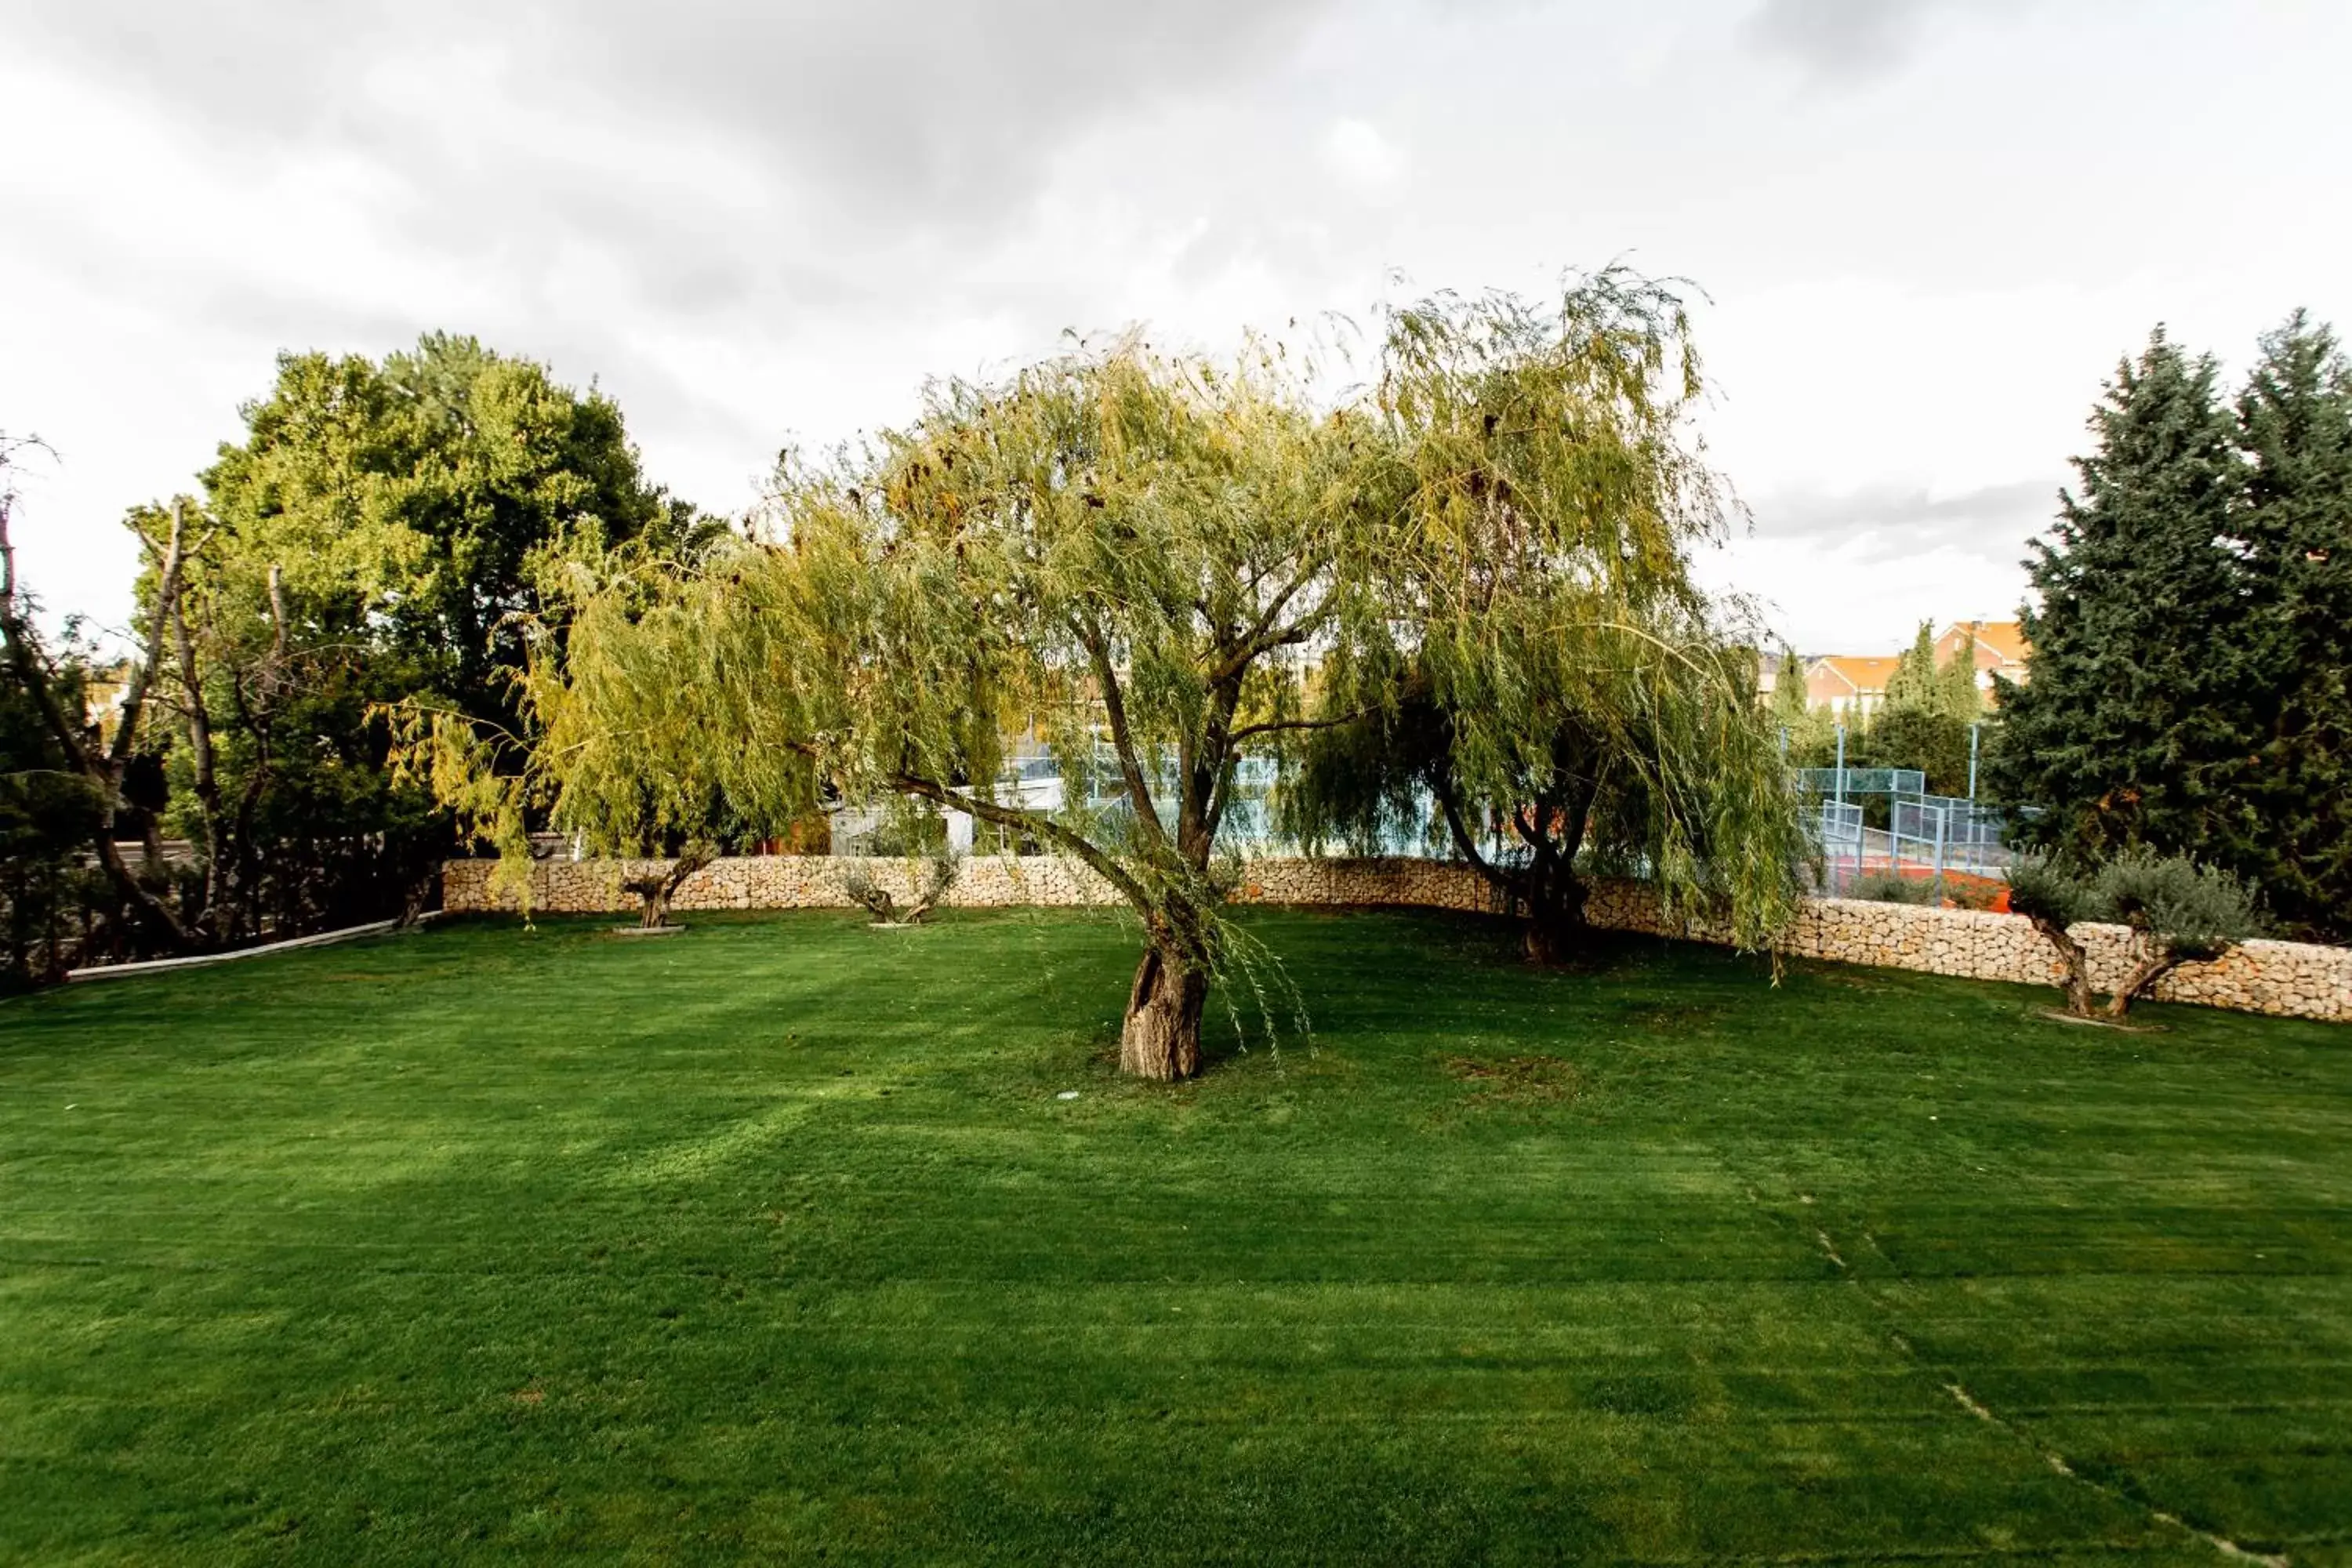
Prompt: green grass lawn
<box><xmin>3</xmin><ymin>909</ymin><xmax>2349</xmax><ymax>1566</ymax></box>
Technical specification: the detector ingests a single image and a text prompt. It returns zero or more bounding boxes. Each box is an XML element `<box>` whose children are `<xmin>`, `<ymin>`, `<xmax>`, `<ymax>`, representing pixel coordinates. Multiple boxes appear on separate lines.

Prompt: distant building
<box><xmin>1933</xmin><ymin>619</ymin><xmax>2031</xmax><ymax>697</ymax></box>
<box><xmin>1803</xmin><ymin>654</ymin><xmax>1900</xmax><ymax>719</ymax></box>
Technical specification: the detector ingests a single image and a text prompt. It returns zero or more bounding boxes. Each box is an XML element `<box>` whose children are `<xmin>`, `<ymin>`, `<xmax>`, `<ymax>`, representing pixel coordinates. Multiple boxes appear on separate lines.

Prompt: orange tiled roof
<box><xmin>1972</xmin><ymin>620</ymin><xmax>2029</xmax><ymax>664</ymax></box>
<box><xmin>1811</xmin><ymin>655</ymin><xmax>1900</xmax><ymax>693</ymax></box>
<box><xmin>1940</xmin><ymin>619</ymin><xmax>2031</xmax><ymax>666</ymax></box>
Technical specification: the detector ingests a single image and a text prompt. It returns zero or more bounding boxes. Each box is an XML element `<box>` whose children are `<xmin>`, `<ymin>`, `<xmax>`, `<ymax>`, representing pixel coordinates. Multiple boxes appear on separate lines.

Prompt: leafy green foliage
<box><xmin>201</xmin><ymin>334</ymin><xmax>717</xmax><ymax>730</ymax></box>
<box><xmin>1766</xmin><ymin>643</ymin><xmax>1812</xmax><ymax>738</ymax></box>
<box><xmin>1282</xmin><ymin>619</ymin><xmax>1809</xmax><ymax>960</ymax></box>
<box><xmin>147</xmin><ymin>335</ymin><xmax>718</xmax><ymax>942</ymax></box>
<box><xmin>1849</xmin><ymin>869</ymin><xmax>1938</xmax><ymax>906</ymax></box>
<box><xmin>401</xmin><ymin>272</ymin><xmax>1808</xmax><ymax>1071</ymax></box>
<box><xmin>2093</xmin><ymin>848</ymin><xmax>2262</xmax><ymax>965</ymax></box>
<box><xmin>2003</xmin><ymin>854</ymin><xmax>2094</xmax><ymax>930</ymax></box>
<box><xmin>1993</xmin><ymin>316</ymin><xmax>2352</xmax><ymax>940</ymax></box>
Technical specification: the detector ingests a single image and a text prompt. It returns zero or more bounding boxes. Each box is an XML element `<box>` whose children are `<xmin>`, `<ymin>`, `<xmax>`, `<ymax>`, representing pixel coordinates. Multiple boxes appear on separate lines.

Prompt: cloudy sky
<box><xmin>5</xmin><ymin>0</ymin><xmax>2346</xmax><ymax>653</ymax></box>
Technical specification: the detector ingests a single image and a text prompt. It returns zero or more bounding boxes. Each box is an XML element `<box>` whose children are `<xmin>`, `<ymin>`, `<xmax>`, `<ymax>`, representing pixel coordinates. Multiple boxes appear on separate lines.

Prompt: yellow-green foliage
<box><xmin>395</xmin><ymin>269</ymin><xmax>1809</xmax><ymax>967</ymax></box>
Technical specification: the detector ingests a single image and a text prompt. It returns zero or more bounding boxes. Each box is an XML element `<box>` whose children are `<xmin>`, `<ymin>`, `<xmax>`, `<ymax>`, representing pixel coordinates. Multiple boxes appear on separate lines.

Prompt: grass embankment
<box><xmin>2</xmin><ymin>909</ymin><xmax>2348</xmax><ymax>1564</ymax></box>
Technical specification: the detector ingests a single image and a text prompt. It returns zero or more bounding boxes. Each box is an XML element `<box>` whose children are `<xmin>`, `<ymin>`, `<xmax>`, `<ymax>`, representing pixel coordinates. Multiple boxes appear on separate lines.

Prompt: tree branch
<box><xmin>1228</xmin><ymin>706</ymin><xmax>1377</xmax><ymax>748</ymax></box>
<box><xmin>891</xmin><ymin>771</ymin><xmax>1155</xmax><ymax>913</ymax></box>
<box><xmin>1434</xmin><ymin>770</ymin><xmax>1512</xmax><ymax>891</ymax></box>
<box><xmin>1073</xmin><ymin>615</ymin><xmax>1167</xmax><ymax>850</ymax></box>
<box><xmin>107</xmin><ymin>500</ymin><xmax>193</xmax><ymax>771</ymax></box>
<box><xmin>1209</xmin><ymin>556</ymin><xmax>1329</xmax><ymax>684</ymax></box>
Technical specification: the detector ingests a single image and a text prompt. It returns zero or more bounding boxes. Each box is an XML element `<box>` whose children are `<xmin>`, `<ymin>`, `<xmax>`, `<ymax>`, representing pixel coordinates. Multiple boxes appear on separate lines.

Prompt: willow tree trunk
<box><xmin>1521</xmin><ymin>870</ymin><xmax>1590</xmax><ymax>965</ymax></box>
<box><xmin>1120</xmin><ymin>940</ymin><xmax>1207</xmax><ymax>1081</ymax></box>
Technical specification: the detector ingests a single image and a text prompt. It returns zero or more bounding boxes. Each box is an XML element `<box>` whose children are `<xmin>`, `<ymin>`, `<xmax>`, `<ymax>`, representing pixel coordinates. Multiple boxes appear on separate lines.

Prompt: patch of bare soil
<box><xmin>1630</xmin><ymin>1004</ymin><xmax>1722</xmax><ymax>1033</ymax></box>
<box><xmin>1444</xmin><ymin>1054</ymin><xmax>1585</xmax><ymax>1104</ymax></box>
<box><xmin>2035</xmin><ymin>1008</ymin><xmax>2163</xmax><ymax>1033</ymax></box>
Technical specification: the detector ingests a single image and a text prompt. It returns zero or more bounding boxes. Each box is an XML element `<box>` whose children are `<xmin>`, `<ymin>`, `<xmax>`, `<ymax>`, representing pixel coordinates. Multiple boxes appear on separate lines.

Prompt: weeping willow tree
<box><xmin>1282</xmin><ymin>612</ymin><xmax>1809</xmax><ymax>964</ymax></box>
<box><xmin>387</xmin><ymin>546</ymin><xmax>736</xmax><ymax>921</ymax></box>
<box><xmin>400</xmin><ymin>269</ymin><xmax>1804</xmax><ymax>1080</ymax></box>
<box><xmin>1282</xmin><ymin>279</ymin><xmax>1806</xmax><ymax>961</ymax></box>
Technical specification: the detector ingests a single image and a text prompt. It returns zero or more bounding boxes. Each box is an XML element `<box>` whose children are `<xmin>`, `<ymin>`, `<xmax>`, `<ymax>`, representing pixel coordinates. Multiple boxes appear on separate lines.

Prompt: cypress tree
<box><xmin>1768</xmin><ymin>644</ymin><xmax>1812</xmax><ymax>735</ymax></box>
<box><xmin>2231</xmin><ymin>312</ymin><xmax>2352</xmax><ymax>938</ymax></box>
<box><xmin>1882</xmin><ymin>622</ymin><xmax>1940</xmax><ymax>713</ymax></box>
<box><xmin>1938</xmin><ymin>629</ymin><xmax>1984</xmax><ymax>722</ymax></box>
<box><xmin>1990</xmin><ymin>328</ymin><xmax>2257</xmax><ymax>870</ymax></box>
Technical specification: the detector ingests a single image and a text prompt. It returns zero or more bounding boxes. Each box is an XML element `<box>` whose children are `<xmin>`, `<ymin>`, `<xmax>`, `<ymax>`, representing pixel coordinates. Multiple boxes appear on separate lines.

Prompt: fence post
<box><xmin>1933</xmin><ymin>804</ymin><xmax>1947</xmax><ymax>893</ymax></box>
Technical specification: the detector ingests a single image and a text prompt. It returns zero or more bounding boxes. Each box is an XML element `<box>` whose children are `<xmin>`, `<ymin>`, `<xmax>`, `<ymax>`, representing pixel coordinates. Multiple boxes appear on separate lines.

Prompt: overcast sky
<box><xmin>5</xmin><ymin>0</ymin><xmax>2346</xmax><ymax>652</ymax></box>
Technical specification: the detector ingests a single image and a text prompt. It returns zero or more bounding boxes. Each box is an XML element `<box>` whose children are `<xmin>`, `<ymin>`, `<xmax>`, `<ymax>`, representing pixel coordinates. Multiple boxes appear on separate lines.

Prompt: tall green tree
<box><xmin>405</xmin><ymin>272</ymin><xmax>1807</xmax><ymax>1080</ymax></box>
<box><xmin>2228</xmin><ymin>312</ymin><xmax>2352</xmax><ymax>938</ymax></box>
<box><xmin>151</xmin><ymin>336</ymin><xmax>717</xmax><ymax>944</ymax></box>
<box><xmin>1767</xmin><ymin>644</ymin><xmax>1811</xmax><ymax>739</ymax></box>
<box><xmin>1882</xmin><ymin>622</ymin><xmax>1940</xmax><ymax>713</ymax></box>
<box><xmin>201</xmin><ymin>335</ymin><xmax>714</xmax><ymax>730</ymax></box>
<box><xmin>1938</xmin><ymin>630</ymin><xmax>1984</xmax><ymax>722</ymax></box>
<box><xmin>1989</xmin><ymin>328</ymin><xmax>2256</xmax><ymax>869</ymax></box>
<box><xmin>1863</xmin><ymin>620</ymin><xmax>1976</xmax><ymax>796</ymax></box>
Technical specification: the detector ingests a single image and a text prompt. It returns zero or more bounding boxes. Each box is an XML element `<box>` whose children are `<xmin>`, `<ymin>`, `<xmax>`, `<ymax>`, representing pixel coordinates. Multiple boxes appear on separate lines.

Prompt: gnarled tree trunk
<box><xmin>2104</xmin><ymin>927</ymin><xmax>2181</xmax><ymax>1019</ymax></box>
<box><xmin>622</xmin><ymin>843</ymin><xmax>715</xmax><ymax>929</ymax></box>
<box><xmin>1120</xmin><ymin>938</ymin><xmax>1207</xmax><ymax>1081</ymax></box>
<box><xmin>2025</xmin><ymin>913</ymin><xmax>2096</xmax><ymax>1017</ymax></box>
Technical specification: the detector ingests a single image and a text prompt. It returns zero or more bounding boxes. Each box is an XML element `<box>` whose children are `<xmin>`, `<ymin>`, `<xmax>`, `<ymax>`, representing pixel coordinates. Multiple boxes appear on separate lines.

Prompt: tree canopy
<box><xmin>405</xmin><ymin>271</ymin><xmax>1811</xmax><ymax>1079</ymax></box>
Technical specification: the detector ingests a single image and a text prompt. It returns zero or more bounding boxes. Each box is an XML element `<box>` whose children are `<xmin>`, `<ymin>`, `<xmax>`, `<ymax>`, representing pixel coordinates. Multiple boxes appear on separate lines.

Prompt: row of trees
<box><xmin>13</xmin><ymin>285</ymin><xmax>2328</xmax><ymax>1047</ymax></box>
<box><xmin>0</xmin><ymin>337</ymin><xmax>713</xmax><ymax>982</ymax></box>
<box><xmin>1991</xmin><ymin>314</ymin><xmax>2352</xmax><ymax>942</ymax></box>
<box><xmin>400</xmin><ymin>274</ymin><xmax>1813</xmax><ymax>1077</ymax></box>
<box><xmin>1769</xmin><ymin>622</ymin><xmax>1986</xmax><ymax>798</ymax></box>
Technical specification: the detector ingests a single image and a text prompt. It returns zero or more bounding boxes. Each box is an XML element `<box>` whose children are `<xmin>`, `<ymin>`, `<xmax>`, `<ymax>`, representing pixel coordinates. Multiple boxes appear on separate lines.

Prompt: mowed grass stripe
<box><xmin>2</xmin><ymin>908</ymin><xmax>2346</xmax><ymax>1563</ymax></box>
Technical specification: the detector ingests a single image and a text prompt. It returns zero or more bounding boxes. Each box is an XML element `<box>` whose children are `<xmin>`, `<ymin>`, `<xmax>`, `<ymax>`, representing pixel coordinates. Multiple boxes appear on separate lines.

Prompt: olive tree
<box><xmin>2008</xmin><ymin>849</ymin><xmax>2260</xmax><ymax>1019</ymax></box>
<box><xmin>405</xmin><ymin>272</ymin><xmax>1791</xmax><ymax>1080</ymax></box>
<box><xmin>2093</xmin><ymin>848</ymin><xmax>2261</xmax><ymax>1018</ymax></box>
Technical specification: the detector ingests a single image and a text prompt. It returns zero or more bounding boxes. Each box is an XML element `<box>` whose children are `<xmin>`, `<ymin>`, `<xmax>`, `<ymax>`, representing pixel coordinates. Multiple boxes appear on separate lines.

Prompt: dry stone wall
<box><xmin>442</xmin><ymin>855</ymin><xmax>2351</xmax><ymax>1024</ymax></box>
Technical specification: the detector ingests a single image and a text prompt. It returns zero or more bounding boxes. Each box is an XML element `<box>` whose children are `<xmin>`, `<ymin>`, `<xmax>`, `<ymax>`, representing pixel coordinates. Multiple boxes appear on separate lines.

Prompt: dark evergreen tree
<box><xmin>1988</xmin><ymin>329</ymin><xmax>2259</xmax><ymax>873</ymax></box>
<box><xmin>2229</xmin><ymin>313</ymin><xmax>2352</xmax><ymax>938</ymax></box>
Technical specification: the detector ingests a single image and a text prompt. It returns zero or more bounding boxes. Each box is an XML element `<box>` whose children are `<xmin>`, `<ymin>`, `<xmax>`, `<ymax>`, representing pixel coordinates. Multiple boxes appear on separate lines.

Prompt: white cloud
<box><xmin>1320</xmin><ymin>118</ymin><xmax>1403</xmax><ymax>192</ymax></box>
<box><xmin>3</xmin><ymin>0</ymin><xmax>2348</xmax><ymax>664</ymax></box>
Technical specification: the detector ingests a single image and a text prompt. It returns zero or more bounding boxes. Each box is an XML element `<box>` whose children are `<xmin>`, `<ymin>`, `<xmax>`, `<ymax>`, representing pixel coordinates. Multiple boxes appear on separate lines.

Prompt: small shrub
<box><xmin>2092</xmin><ymin>849</ymin><xmax>2261</xmax><ymax>1018</ymax></box>
<box><xmin>2005</xmin><ymin>856</ymin><xmax>2094</xmax><ymax>927</ymax></box>
<box><xmin>1851</xmin><ymin>871</ymin><xmax>1938</xmax><ymax>906</ymax></box>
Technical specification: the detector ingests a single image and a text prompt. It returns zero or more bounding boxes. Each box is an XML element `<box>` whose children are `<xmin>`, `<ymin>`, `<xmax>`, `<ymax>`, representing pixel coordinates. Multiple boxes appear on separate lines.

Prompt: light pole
<box><xmin>1967</xmin><ymin>721</ymin><xmax>1981</xmax><ymax>804</ymax></box>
